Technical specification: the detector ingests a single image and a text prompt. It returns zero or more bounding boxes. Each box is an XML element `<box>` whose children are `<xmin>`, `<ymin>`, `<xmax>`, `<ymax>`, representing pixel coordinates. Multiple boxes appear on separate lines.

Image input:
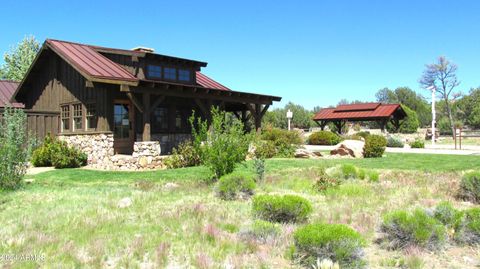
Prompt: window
<box><xmin>148</xmin><ymin>65</ymin><xmax>162</xmax><ymax>78</ymax></box>
<box><xmin>86</xmin><ymin>103</ymin><xmax>97</xmax><ymax>130</ymax></box>
<box><xmin>175</xmin><ymin>109</ymin><xmax>190</xmax><ymax>131</ymax></box>
<box><xmin>152</xmin><ymin>107</ymin><xmax>168</xmax><ymax>132</ymax></box>
<box><xmin>73</xmin><ymin>104</ymin><xmax>83</xmax><ymax>131</ymax></box>
<box><xmin>61</xmin><ymin>105</ymin><xmax>70</xmax><ymax>132</ymax></box>
<box><xmin>178</xmin><ymin>69</ymin><xmax>191</xmax><ymax>82</ymax></box>
<box><xmin>164</xmin><ymin>67</ymin><xmax>177</xmax><ymax>80</ymax></box>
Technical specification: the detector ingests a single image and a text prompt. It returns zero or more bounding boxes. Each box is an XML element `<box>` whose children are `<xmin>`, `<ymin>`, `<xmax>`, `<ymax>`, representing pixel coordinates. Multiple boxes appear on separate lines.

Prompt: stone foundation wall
<box><xmin>137</xmin><ymin>133</ymin><xmax>191</xmax><ymax>154</ymax></box>
<box><xmin>58</xmin><ymin>133</ymin><xmax>114</xmax><ymax>169</ymax></box>
<box><xmin>58</xmin><ymin>134</ymin><xmax>166</xmax><ymax>171</ymax></box>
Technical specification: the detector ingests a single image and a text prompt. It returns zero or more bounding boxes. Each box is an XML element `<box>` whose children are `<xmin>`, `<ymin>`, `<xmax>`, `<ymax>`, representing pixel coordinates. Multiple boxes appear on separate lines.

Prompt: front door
<box><xmin>113</xmin><ymin>100</ymin><xmax>134</xmax><ymax>154</ymax></box>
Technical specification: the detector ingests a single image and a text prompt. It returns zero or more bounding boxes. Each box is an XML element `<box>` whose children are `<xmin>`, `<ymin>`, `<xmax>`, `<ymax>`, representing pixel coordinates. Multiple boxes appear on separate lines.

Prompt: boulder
<box><xmin>118</xmin><ymin>197</ymin><xmax>133</xmax><ymax>208</ymax></box>
<box><xmin>330</xmin><ymin>140</ymin><xmax>365</xmax><ymax>158</ymax></box>
<box><xmin>294</xmin><ymin>148</ymin><xmax>323</xmax><ymax>158</ymax></box>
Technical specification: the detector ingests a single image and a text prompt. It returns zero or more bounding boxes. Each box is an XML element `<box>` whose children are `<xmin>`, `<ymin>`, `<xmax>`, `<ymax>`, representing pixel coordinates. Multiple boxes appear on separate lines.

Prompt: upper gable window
<box><xmin>164</xmin><ymin>67</ymin><xmax>177</xmax><ymax>80</ymax></box>
<box><xmin>178</xmin><ymin>69</ymin><xmax>191</xmax><ymax>82</ymax></box>
<box><xmin>147</xmin><ymin>65</ymin><xmax>162</xmax><ymax>79</ymax></box>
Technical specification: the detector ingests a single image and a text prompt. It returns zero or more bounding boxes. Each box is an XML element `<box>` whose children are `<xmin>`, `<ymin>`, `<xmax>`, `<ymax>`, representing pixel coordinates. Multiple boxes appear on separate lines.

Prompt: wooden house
<box><xmin>10</xmin><ymin>39</ymin><xmax>281</xmax><ymax>169</ymax></box>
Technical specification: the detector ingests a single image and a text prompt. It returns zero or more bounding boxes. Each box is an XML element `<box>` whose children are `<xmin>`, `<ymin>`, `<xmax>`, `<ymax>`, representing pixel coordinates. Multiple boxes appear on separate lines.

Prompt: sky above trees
<box><xmin>1</xmin><ymin>0</ymin><xmax>479</xmax><ymax>109</ymax></box>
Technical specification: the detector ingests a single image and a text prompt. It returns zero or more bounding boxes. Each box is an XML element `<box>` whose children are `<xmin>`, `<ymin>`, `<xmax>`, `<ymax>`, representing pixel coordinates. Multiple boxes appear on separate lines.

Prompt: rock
<box><xmin>164</xmin><ymin>182</ymin><xmax>179</xmax><ymax>190</ymax></box>
<box><xmin>24</xmin><ymin>178</ymin><xmax>35</xmax><ymax>184</ymax></box>
<box><xmin>117</xmin><ymin>197</ymin><xmax>133</xmax><ymax>208</ymax></box>
<box><xmin>330</xmin><ymin>140</ymin><xmax>365</xmax><ymax>158</ymax></box>
<box><xmin>294</xmin><ymin>148</ymin><xmax>322</xmax><ymax>159</ymax></box>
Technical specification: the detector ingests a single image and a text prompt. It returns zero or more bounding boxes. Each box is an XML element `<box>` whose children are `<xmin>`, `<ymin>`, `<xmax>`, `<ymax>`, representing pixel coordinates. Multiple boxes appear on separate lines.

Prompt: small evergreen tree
<box><xmin>0</xmin><ymin>108</ymin><xmax>31</xmax><ymax>190</ymax></box>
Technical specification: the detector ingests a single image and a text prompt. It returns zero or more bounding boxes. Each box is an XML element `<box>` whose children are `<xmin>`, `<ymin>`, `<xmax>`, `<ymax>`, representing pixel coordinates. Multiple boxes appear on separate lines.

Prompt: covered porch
<box><xmin>113</xmin><ymin>80</ymin><xmax>281</xmax><ymax>155</ymax></box>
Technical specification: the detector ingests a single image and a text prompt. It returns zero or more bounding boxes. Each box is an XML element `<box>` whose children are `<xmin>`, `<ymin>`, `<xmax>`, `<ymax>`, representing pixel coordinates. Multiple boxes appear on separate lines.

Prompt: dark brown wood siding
<box><xmin>20</xmin><ymin>53</ymin><xmax>113</xmax><ymax>133</ymax></box>
<box><xmin>0</xmin><ymin>109</ymin><xmax>60</xmax><ymax>142</ymax></box>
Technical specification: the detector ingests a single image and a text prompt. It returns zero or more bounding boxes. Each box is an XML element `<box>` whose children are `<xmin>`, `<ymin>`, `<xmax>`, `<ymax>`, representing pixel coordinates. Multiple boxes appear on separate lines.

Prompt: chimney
<box><xmin>131</xmin><ymin>46</ymin><xmax>155</xmax><ymax>53</ymax></box>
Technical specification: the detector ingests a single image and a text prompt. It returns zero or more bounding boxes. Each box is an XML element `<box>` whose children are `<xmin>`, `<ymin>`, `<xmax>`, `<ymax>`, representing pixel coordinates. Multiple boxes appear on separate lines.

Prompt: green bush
<box><xmin>433</xmin><ymin>201</ymin><xmax>463</xmax><ymax>230</ymax></box>
<box><xmin>31</xmin><ymin>135</ymin><xmax>61</xmax><ymax>167</ymax></box>
<box><xmin>409</xmin><ymin>139</ymin><xmax>425</xmax><ymax>149</ymax></box>
<box><xmin>254</xmin><ymin>140</ymin><xmax>277</xmax><ymax>159</ymax></box>
<box><xmin>455</xmin><ymin>208</ymin><xmax>480</xmax><ymax>245</ymax></box>
<box><xmin>314</xmin><ymin>167</ymin><xmax>341</xmax><ymax>192</ymax></box>
<box><xmin>32</xmin><ymin>136</ymin><xmax>87</xmax><ymax>169</ymax></box>
<box><xmin>387</xmin><ymin>105</ymin><xmax>419</xmax><ymax>134</ymax></box>
<box><xmin>191</xmin><ymin>107</ymin><xmax>253</xmax><ymax>179</ymax></box>
<box><xmin>380</xmin><ymin>208</ymin><xmax>446</xmax><ymax>250</ymax></box>
<box><xmin>51</xmin><ymin>142</ymin><xmax>87</xmax><ymax>169</ymax></box>
<box><xmin>293</xmin><ymin>223</ymin><xmax>366</xmax><ymax>269</ymax></box>
<box><xmin>309</xmin><ymin>131</ymin><xmax>341</xmax><ymax>145</ymax></box>
<box><xmin>216</xmin><ymin>172</ymin><xmax>256</xmax><ymax>200</ymax></box>
<box><xmin>363</xmin><ymin>135</ymin><xmax>387</xmax><ymax>158</ymax></box>
<box><xmin>341</xmin><ymin>164</ymin><xmax>358</xmax><ymax>179</ymax></box>
<box><xmin>164</xmin><ymin>140</ymin><xmax>201</xmax><ymax>169</ymax></box>
<box><xmin>358</xmin><ymin>169</ymin><xmax>366</xmax><ymax>180</ymax></box>
<box><xmin>252</xmin><ymin>194</ymin><xmax>312</xmax><ymax>223</ymax></box>
<box><xmin>355</xmin><ymin>131</ymin><xmax>370</xmax><ymax>139</ymax></box>
<box><xmin>342</xmin><ymin>134</ymin><xmax>363</xmax><ymax>141</ymax></box>
<box><xmin>367</xmin><ymin>171</ymin><xmax>380</xmax><ymax>182</ymax></box>
<box><xmin>261</xmin><ymin>127</ymin><xmax>302</xmax><ymax>157</ymax></box>
<box><xmin>0</xmin><ymin>108</ymin><xmax>31</xmax><ymax>190</ymax></box>
<box><xmin>386</xmin><ymin>136</ymin><xmax>404</xmax><ymax>148</ymax></box>
<box><xmin>457</xmin><ymin>172</ymin><xmax>480</xmax><ymax>203</ymax></box>
<box><xmin>239</xmin><ymin>220</ymin><xmax>281</xmax><ymax>243</ymax></box>
<box><xmin>253</xmin><ymin>158</ymin><xmax>265</xmax><ymax>182</ymax></box>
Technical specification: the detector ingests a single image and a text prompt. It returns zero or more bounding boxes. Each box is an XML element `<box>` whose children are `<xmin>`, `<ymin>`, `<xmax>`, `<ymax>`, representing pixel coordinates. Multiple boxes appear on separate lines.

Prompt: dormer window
<box><xmin>178</xmin><ymin>69</ymin><xmax>191</xmax><ymax>82</ymax></box>
<box><xmin>164</xmin><ymin>67</ymin><xmax>177</xmax><ymax>80</ymax></box>
<box><xmin>148</xmin><ymin>65</ymin><xmax>162</xmax><ymax>79</ymax></box>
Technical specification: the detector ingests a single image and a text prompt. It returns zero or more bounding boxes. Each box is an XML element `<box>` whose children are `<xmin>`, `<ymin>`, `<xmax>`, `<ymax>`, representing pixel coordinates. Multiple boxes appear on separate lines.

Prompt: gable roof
<box><xmin>47</xmin><ymin>39</ymin><xmax>138</xmax><ymax>84</ymax></box>
<box><xmin>313</xmin><ymin>103</ymin><xmax>405</xmax><ymax>121</ymax></box>
<box><xmin>0</xmin><ymin>80</ymin><xmax>23</xmax><ymax>108</ymax></box>
<box><xmin>195</xmin><ymin>71</ymin><xmax>230</xmax><ymax>91</ymax></box>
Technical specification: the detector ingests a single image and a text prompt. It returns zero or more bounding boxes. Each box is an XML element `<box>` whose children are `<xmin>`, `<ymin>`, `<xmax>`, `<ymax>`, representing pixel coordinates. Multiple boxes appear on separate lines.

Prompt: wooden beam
<box><xmin>85</xmin><ymin>80</ymin><xmax>94</xmax><ymax>88</ymax></box>
<box><xmin>194</xmin><ymin>99</ymin><xmax>209</xmax><ymax>117</ymax></box>
<box><xmin>260</xmin><ymin>104</ymin><xmax>270</xmax><ymax>117</ymax></box>
<box><xmin>142</xmin><ymin>93</ymin><xmax>151</xmax><ymax>141</ymax></box>
<box><xmin>120</xmin><ymin>84</ymin><xmax>130</xmax><ymax>92</ymax></box>
<box><xmin>126</xmin><ymin>92</ymin><xmax>144</xmax><ymax>113</ymax></box>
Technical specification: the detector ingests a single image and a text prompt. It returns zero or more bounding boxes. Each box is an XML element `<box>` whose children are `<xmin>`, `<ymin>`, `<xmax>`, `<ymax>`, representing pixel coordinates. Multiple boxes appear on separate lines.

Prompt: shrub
<box><xmin>341</xmin><ymin>164</ymin><xmax>358</xmax><ymax>179</ymax></box>
<box><xmin>216</xmin><ymin>172</ymin><xmax>256</xmax><ymax>200</ymax></box>
<box><xmin>31</xmin><ymin>135</ymin><xmax>56</xmax><ymax>167</ymax></box>
<box><xmin>191</xmin><ymin>107</ymin><xmax>253</xmax><ymax>179</ymax></box>
<box><xmin>50</xmin><ymin>142</ymin><xmax>87</xmax><ymax>169</ymax></box>
<box><xmin>367</xmin><ymin>171</ymin><xmax>380</xmax><ymax>182</ymax></box>
<box><xmin>252</xmin><ymin>194</ymin><xmax>312</xmax><ymax>223</ymax></box>
<box><xmin>409</xmin><ymin>139</ymin><xmax>425</xmax><ymax>149</ymax></box>
<box><xmin>457</xmin><ymin>172</ymin><xmax>480</xmax><ymax>203</ymax></box>
<box><xmin>0</xmin><ymin>108</ymin><xmax>31</xmax><ymax>190</ymax></box>
<box><xmin>32</xmin><ymin>135</ymin><xmax>86</xmax><ymax>169</ymax></box>
<box><xmin>386</xmin><ymin>136</ymin><xmax>404</xmax><ymax>148</ymax></box>
<box><xmin>309</xmin><ymin>131</ymin><xmax>341</xmax><ymax>145</ymax></box>
<box><xmin>342</xmin><ymin>134</ymin><xmax>363</xmax><ymax>141</ymax></box>
<box><xmin>387</xmin><ymin>105</ymin><xmax>419</xmax><ymax>134</ymax></box>
<box><xmin>357</xmin><ymin>169</ymin><xmax>366</xmax><ymax>180</ymax></box>
<box><xmin>238</xmin><ymin>220</ymin><xmax>281</xmax><ymax>243</ymax></box>
<box><xmin>253</xmin><ymin>158</ymin><xmax>265</xmax><ymax>182</ymax></box>
<box><xmin>355</xmin><ymin>131</ymin><xmax>370</xmax><ymax>139</ymax></box>
<box><xmin>164</xmin><ymin>140</ymin><xmax>201</xmax><ymax>169</ymax></box>
<box><xmin>363</xmin><ymin>135</ymin><xmax>387</xmax><ymax>158</ymax></box>
<box><xmin>261</xmin><ymin>127</ymin><xmax>302</xmax><ymax>157</ymax></box>
<box><xmin>380</xmin><ymin>208</ymin><xmax>446</xmax><ymax>250</ymax></box>
<box><xmin>455</xmin><ymin>208</ymin><xmax>480</xmax><ymax>245</ymax></box>
<box><xmin>254</xmin><ymin>140</ymin><xmax>277</xmax><ymax>159</ymax></box>
<box><xmin>314</xmin><ymin>167</ymin><xmax>341</xmax><ymax>192</ymax></box>
<box><xmin>433</xmin><ymin>201</ymin><xmax>463</xmax><ymax>230</ymax></box>
<box><xmin>293</xmin><ymin>223</ymin><xmax>366</xmax><ymax>269</ymax></box>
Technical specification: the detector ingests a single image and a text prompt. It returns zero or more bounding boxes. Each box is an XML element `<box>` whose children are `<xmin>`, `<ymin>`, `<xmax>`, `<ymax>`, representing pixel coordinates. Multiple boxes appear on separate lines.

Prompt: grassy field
<box><xmin>1</xmin><ymin>153</ymin><xmax>479</xmax><ymax>268</ymax></box>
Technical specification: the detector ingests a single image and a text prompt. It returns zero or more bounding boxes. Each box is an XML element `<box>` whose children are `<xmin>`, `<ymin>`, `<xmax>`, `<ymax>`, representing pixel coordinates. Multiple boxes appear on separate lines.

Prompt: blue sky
<box><xmin>1</xmin><ymin>0</ymin><xmax>479</xmax><ymax>109</ymax></box>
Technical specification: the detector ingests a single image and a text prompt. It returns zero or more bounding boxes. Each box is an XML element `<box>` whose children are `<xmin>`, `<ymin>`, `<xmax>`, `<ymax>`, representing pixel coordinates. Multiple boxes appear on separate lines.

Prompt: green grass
<box><xmin>0</xmin><ymin>153</ymin><xmax>478</xmax><ymax>268</ymax></box>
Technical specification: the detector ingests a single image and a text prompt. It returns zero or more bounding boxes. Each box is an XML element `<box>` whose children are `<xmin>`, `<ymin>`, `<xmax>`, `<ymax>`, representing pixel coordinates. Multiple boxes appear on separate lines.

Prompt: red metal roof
<box><xmin>47</xmin><ymin>39</ymin><xmax>138</xmax><ymax>83</ymax></box>
<box><xmin>335</xmin><ymin>102</ymin><xmax>380</xmax><ymax>112</ymax></box>
<box><xmin>313</xmin><ymin>103</ymin><xmax>403</xmax><ymax>121</ymax></box>
<box><xmin>195</xmin><ymin>72</ymin><xmax>230</xmax><ymax>91</ymax></box>
<box><xmin>0</xmin><ymin>80</ymin><xmax>23</xmax><ymax>108</ymax></box>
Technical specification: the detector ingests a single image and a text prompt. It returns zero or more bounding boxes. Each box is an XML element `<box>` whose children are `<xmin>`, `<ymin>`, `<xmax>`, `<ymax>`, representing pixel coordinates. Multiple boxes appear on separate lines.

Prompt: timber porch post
<box><xmin>142</xmin><ymin>93</ymin><xmax>151</xmax><ymax>141</ymax></box>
